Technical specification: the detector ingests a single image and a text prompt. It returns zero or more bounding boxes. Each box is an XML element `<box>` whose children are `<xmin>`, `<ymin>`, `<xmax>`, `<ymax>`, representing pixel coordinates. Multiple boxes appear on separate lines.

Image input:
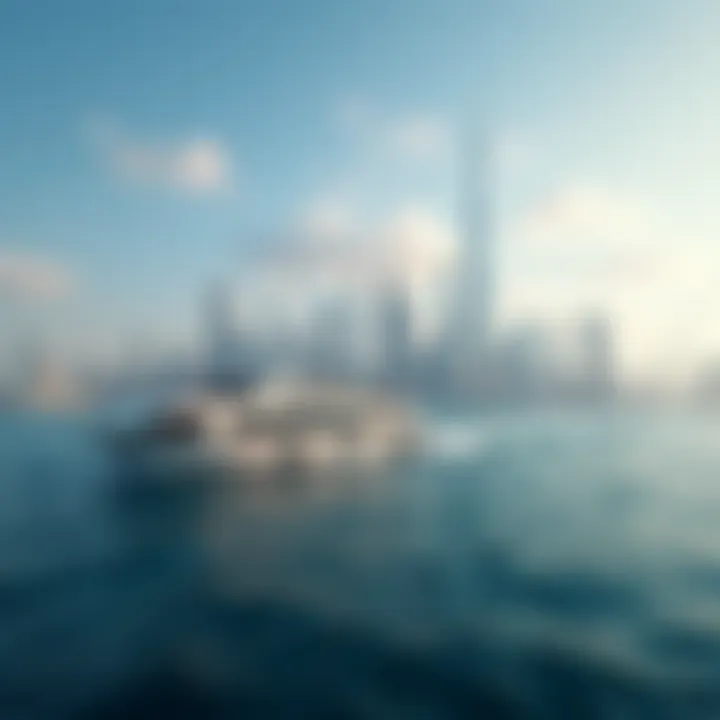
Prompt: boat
<box><xmin>107</xmin><ymin>380</ymin><xmax>423</xmax><ymax>479</ymax></box>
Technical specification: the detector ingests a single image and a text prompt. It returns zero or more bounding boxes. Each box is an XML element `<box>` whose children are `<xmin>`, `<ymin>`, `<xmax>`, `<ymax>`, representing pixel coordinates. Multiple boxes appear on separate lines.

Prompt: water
<box><xmin>2</xmin><ymin>410</ymin><xmax>720</xmax><ymax>718</ymax></box>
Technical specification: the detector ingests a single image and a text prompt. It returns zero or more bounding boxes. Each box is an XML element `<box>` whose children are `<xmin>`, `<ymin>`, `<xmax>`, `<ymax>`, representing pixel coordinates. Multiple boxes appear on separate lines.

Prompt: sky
<box><xmin>2</xmin><ymin>0</ymin><xmax>720</xmax><ymax>382</ymax></box>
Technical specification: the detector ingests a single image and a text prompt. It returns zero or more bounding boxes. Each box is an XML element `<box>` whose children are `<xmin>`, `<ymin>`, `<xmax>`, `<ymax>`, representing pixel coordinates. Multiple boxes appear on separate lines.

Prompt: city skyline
<box><xmin>198</xmin><ymin>124</ymin><xmax>617</xmax><ymax>409</ymax></box>
<box><xmin>3</xmin><ymin>1</ymin><xmax>720</xmax><ymax>386</ymax></box>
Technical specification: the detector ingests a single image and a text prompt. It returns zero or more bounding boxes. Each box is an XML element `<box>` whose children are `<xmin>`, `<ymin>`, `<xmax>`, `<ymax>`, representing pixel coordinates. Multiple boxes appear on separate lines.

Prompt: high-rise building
<box><xmin>380</xmin><ymin>280</ymin><xmax>414</xmax><ymax>388</ymax></box>
<box><xmin>496</xmin><ymin>322</ymin><xmax>550</xmax><ymax>404</ymax></box>
<box><xmin>308</xmin><ymin>295</ymin><xmax>356</xmax><ymax>379</ymax></box>
<box><xmin>579</xmin><ymin>314</ymin><xmax>615</xmax><ymax>401</ymax></box>
<box><xmin>205</xmin><ymin>281</ymin><xmax>252</xmax><ymax>391</ymax></box>
<box><xmin>444</xmin><ymin>126</ymin><xmax>494</xmax><ymax>392</ymax></box>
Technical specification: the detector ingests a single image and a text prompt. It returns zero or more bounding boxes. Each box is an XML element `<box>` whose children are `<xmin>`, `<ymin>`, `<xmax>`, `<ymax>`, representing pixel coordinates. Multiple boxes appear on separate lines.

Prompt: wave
<box><xmin>425</xmin><ymin>419</ymin><xmax>492</xmax><ymax>461</ymax></box>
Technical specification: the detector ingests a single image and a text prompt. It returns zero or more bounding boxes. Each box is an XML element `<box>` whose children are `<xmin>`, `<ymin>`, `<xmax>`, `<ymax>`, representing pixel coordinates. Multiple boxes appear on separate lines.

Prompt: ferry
<box><xmin>108</xmin><ymin>380</ymin><xmax>422</xmax><ymax>479</ymax></box>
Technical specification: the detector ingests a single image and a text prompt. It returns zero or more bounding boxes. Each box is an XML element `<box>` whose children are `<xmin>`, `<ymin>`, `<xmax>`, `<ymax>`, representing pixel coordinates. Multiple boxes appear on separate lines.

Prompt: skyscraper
<box><xmin>445</xmin><ymin>126</ymin><xmax>494</xmax><ymax>391</ymax></box>
<box><xmin>308</xmin><ymin>294</ymin><xmax>359</xmax><ymax>380</ymax></box>
<box><xmin>380</xmin><ymin>280</ymin><xmax>414</xmax><ymax>388</ymax></box>
<box><xmin>205</xmin><ymin>280</ymin><xmax>252</xmax><ymax>391</ymax></box>
<box><xmin>579</xmin><ymin>314</ymin><xmax>615</xmax><ymax>402</ymax></box>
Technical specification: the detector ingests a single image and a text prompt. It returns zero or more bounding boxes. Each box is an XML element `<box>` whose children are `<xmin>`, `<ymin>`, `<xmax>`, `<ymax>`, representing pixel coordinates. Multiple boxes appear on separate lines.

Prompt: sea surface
<box><xmin>2</xmin><ymin>409</ymin><xmax>720</xmax><ymax>718</ymax></box>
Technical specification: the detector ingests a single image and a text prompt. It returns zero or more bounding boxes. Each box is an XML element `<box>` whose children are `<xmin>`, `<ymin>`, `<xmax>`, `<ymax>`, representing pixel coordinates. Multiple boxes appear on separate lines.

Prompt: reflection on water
<box><xmin>2</xmin><ymin>411</ymin><xmax>720</xmax><ymax>717</ymax></box>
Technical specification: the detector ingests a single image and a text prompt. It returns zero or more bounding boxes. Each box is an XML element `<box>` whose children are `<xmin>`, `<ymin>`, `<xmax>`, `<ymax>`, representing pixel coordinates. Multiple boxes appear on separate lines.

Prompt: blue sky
<box><xmin>2</xmin><ymin>0</ymin><xmax>720</xmax><ymax>380</ymax></box>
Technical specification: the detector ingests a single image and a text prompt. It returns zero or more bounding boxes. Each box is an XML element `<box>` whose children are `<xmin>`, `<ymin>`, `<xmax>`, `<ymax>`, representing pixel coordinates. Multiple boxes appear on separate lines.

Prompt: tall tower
<box><xmin>579</xmin><ymin>314</ymin><xmax>615</xmax><ymax>402</ymax></box>
<box><xmin>205</xmin><ymin>280</ymin><xmax>252</xmax><ymax>391</ymax></box>
<box><xmin>446</xmin><ymin>126</ymin><xmax>494</xmax><ymax>389</ymax></box>
<box><xmin>380</xmin><ymin>280</ymin><xmax>414</xmax><ymax>388</ymax></box>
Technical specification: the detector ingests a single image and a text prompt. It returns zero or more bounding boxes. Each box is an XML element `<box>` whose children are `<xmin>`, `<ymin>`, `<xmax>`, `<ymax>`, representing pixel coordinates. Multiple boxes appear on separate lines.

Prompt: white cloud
<box><xmin>518</xmin><ymin>184</ymin><xmax>653</xmax><ymax>252</ymax></box>
<box><xmin>232</xmin><ymin>199</ymin><xmax>455</xmax><ymax>345</ymax></box>
<box><xmin>335</xmin><ymin>97</ymin><xmax>450</xmax><ymax>164</ymax></box>
<box><xmin>252</xmin><ymin>197</ymin><xmax>455</xmax><ymax>295</ymax></box>
<box><xmin>502</xmin><ymin>183</ymin><xmax>720</xmax><ymax>379</ymax></box>
<box><xmin>381</xmin><ymin>204</ymin><xmax>455</xmax><ymax>285</ymax></box>
<box><xmin>300</xmin><ymin>197</ymin><xmax>357</xmax><ymax>239</ymax></box>
<box><xmin>0</xmin><ymin>249</ymin><xmax>74</xmax><ymax>302</ymax></box>
<box><xmin>335</xmin><ymin>99</ymin><xmax>535</xmax><ymax>170</ymax></box>
<box><xmin>503</xmin><ymin>185</ymin><xmax>658</xmax><ymax>312</ymax></box>
<box><xmin>115</xmin><ymin>138</ymin><xmax>232</xmax><ymax>193</ymax></box>
<box><xmin>89</xmin><ymin>120</ymin><xmax>234</xmax><ymax>194</ymax></box>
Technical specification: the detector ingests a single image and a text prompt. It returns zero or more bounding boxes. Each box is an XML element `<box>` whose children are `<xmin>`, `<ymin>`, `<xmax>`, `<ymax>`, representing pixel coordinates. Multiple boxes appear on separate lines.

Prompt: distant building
<box><xmin>692</xmin><ymin>360</ymin><xmax>720</xmax><ymax>407</ymax></box>
<box><xmin>495</xmin><ymin>323</ymin><xmax>551</xmax><ymax>404</ymax></box>
<box><xmin>443</xmin><ymin>127</ymin><xmax>494</xmax><ymax>394</ymax></box>
<box><xmin>379</xmin><ymin>281</ymin><xmax>415</xmax><ymax>389</ymax></box>
<box><xmin>308</xmin><ymin>296</ymin><xmax>357</xmax><ymax>380</ymax></box>
<box><xmin>205</xmin><ymin>281</ymin><xmax>254</xmax><ymax>391</ymax></box>
<box><xmin>579</xmin><ymin>314</ymin><xmax>615</xmax><ymax>402</ymax></box>
<box><xmin>490</xmin><ymin>316</ymin><xmax>617</xmax><ymax>407</ymax></box>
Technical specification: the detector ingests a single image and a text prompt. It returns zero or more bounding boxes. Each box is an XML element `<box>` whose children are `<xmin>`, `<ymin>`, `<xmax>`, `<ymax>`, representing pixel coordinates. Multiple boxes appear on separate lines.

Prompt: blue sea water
<box><xmin>2</xmin><ymin>409</ymin><xmax>720</xmax><ymax>718</ymax></box>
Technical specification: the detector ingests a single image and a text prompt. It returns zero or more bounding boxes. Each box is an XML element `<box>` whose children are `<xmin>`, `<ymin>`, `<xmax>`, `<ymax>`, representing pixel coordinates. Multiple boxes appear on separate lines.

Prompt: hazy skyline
<box><xmin>2</xmin><ymin>0</ymin><xmax>720</xmax><ymax>383</ymax></box>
